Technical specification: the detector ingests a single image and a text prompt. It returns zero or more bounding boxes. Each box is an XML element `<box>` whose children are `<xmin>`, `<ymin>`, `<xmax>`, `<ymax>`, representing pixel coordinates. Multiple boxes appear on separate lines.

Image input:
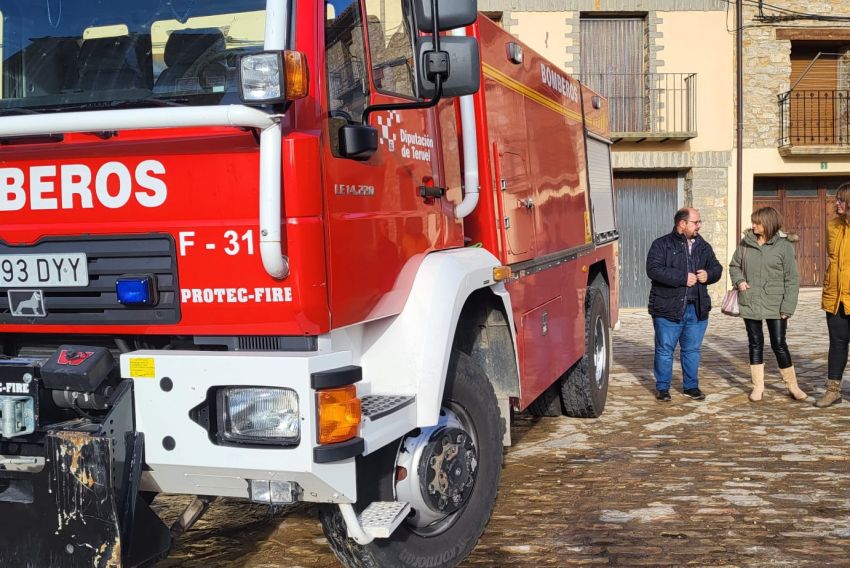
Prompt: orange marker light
<box><xmin>317</xmin><ymin>385</ymin><xmax>361</xmax><ymax>444</ymax></box>
<box><xmin>493</xmin><ymin>266</ymin><xmax>512</xmax><ymax>281</ymax></box>
<box><xmin>284</xmin><ymin>51</ymin><xmax>309</xmax><ymax>100</ymax></box>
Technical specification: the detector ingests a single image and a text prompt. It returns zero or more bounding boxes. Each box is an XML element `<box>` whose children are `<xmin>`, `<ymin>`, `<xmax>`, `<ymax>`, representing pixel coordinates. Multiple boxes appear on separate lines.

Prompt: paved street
<box><xmin>155</xmin><ymin>288</ymin><xmax>850</xmax><ymax>567</ymax></box>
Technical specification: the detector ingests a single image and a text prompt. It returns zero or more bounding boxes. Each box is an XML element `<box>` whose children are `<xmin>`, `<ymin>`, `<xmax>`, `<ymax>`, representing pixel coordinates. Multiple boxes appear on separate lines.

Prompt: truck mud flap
<box><xmin>0</xmin><ymin>379</ymin><xmax>171</xmax><ymax>567</ymax></box>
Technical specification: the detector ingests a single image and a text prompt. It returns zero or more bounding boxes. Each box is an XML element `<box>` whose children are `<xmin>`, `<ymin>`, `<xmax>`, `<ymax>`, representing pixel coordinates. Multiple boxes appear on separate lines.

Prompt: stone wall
<box><xmin>742</xmin><ymin>22</ymin><xmax>791</xmax><ymax>149</ymax></box>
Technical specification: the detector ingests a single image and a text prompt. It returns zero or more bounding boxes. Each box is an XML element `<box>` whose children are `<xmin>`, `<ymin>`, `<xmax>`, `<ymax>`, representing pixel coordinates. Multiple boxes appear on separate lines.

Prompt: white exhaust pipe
<box><xmin>452</xmin><ymin>28</ymin><xmax>480</xmax><ymax>220</ymax></box>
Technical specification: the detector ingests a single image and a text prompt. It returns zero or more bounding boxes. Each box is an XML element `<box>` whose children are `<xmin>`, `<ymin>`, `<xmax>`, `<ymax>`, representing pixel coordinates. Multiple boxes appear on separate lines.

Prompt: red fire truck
<box><xmin>0</xmin><ymin>0</ymin><xmax>618</xmax><ymax>566</ymax></box>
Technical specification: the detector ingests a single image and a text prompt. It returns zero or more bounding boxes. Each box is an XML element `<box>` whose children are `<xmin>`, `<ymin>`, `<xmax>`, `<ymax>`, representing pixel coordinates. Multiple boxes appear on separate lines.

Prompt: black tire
<box><xmin>561</xmin><ymin>285</ymin><xmax>610</xmax><ymax>418</ymax></box>
<box><xmin>526</xmin><ymin>380</ymin><xmax>563</xmax><ymax>417</ymax></box>
<box><xmin>319</xmin><ymin>350</ymin><xmax>504</xmax><ymax>568</ymax></box>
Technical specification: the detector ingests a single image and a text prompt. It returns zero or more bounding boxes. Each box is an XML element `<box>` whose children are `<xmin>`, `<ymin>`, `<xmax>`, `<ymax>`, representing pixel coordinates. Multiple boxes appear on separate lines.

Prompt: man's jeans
<box><xmin>653</xmin><ymin>303</ymin><xmax>709</xmax><ymax>392</ymax></box>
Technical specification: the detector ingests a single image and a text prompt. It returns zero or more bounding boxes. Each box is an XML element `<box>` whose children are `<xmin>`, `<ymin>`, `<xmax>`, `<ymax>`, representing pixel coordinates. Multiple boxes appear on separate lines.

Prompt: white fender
<box><xmin>358</xmin><ymin>247</ymin><xmax>517</xmax><ymax>426</ymax></box>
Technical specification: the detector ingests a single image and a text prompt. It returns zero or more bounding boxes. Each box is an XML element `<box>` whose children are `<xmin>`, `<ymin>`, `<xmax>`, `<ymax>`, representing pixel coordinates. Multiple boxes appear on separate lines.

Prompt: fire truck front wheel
<box><xmin>319</xmin><ymin>350</ymin><xmax>504</xmax><ymax>568</ymax></box>
<box><xmin>561</xmin><ymin>285</ymin><xmax>610</xmax><ymax>418</ymax></box>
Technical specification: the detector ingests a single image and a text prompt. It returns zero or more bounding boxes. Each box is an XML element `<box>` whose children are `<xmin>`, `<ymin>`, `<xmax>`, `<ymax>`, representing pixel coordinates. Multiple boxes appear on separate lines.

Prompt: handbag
<box><xmin>721</xmin><ymin>245</ymin><xmax>747</xmax><ymax>317</ymax></box>
<box><xmin>721</xmin><ymin>288</ymin><xmax>740</xmax><ymax>316</ymax></box>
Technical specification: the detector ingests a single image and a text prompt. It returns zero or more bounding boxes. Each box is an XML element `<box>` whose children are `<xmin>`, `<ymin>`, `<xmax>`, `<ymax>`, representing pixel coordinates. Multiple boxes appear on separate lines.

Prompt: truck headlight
<box><xmin>217</xmin><ymin>387</ymin><xmax>299</xmax><ymax>445</ymax></box>
<box><xmin>239</xmin><ymin>52</ymin><xmax>285</xmax><ymax>103</ymax></box>
<box><xmin>239</xmin><ymin>51</ymin><xmax>308</xmax><ymax>104</ymax></box>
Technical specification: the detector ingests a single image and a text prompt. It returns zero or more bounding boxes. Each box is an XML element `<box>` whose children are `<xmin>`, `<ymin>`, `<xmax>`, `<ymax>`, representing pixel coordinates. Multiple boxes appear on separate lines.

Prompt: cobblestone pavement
<box><xmin>155</xmin><ymin>289</ymin><xmax>850</xmax><ymax>567</ymax></box>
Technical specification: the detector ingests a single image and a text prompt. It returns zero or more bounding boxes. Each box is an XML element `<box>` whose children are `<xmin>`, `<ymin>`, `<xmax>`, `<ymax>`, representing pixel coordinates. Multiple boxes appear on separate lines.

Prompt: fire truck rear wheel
<box><xmin>526</xmin><ymin>380</ymin><xmax>563</xmax><ymax>416</ymax></box>
<box><xmin>561</xmin><ymin>285</ymin><xmax>610</xmax><ymax>418</ymax></box>
<box><xmin>319</xmin><ymin>350</ymin><xmax>503</xmax><ymax>568</ymax></box>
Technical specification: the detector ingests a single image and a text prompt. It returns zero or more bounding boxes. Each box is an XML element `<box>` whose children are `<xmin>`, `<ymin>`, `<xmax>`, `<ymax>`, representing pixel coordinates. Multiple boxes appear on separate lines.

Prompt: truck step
<box><xmin>361</xmin><ymin>394</ymin><xmax>415</xmax><ymax>421</ymax></box>
<box><xmin>358</xmin><ymin>501</ymin><xmax>411</xmax><ymax>539</ymax></box>
<box><xmin>359</xmin><ymin>395</ymin><xmax>417</xmax><ymax>455</ymax></box>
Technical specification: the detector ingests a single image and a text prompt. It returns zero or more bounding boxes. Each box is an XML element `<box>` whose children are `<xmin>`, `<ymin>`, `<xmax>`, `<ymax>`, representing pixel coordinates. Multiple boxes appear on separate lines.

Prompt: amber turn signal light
<box><xmin>284</xmin><ymin>50</ymin><xmax>309</xmax><ymax>100</ymax></box>
<box><xmin>493</xmin><ymin>266</ymin><xmax>512</xmax><ymax>282</ymax></box>
<box><xmin>317</xmin><ymin>385</ymin><xmax>361</xmax><ymax>444</ymax></box>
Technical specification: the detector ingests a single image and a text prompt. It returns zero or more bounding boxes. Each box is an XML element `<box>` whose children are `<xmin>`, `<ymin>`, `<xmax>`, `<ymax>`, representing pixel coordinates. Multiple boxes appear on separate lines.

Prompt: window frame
<box><xmin>362</xmin><ymin>0</ymin><xmax>419</xmax><ymax>101</ymax></box>
<box><xmin>323</xmin><ymin>0</ymin><xmax>371</xmax><ymax>124</ymax></box>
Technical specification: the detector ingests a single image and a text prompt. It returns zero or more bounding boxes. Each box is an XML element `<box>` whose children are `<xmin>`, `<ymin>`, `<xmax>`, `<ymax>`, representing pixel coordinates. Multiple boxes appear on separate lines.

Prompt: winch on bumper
<box><xmin>0</xmin><ymin>345</ymin><xmax>420</xmax><ymax>566</ymax></box>
<box><xmin>0</xmin><ymin>346</ymin><xmax>170</xmax><ymax>568</ymax></box>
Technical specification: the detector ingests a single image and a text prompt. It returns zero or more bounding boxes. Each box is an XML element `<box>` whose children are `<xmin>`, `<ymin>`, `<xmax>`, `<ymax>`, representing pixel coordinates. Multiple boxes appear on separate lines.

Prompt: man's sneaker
<box><xmin>655</xmin><ymin>390</ymin><xmax>672</xmax><ymax>402</ymax></box>
<box><xmin>683</xmin><ymin>388</ymin><xmax>706</xmax><ymax>400</ymax></box>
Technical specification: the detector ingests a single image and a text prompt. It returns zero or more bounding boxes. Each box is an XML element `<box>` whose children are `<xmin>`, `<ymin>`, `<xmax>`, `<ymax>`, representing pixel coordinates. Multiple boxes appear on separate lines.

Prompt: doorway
<box><xmin>753</xmin><ymin>177</ymin><xmax>846</xmax><ymax>287</ymax></box>
<box><xmin>614</xmin><ymin>172</ymin><xmax>679</xmax><ymax>308</ymax></box>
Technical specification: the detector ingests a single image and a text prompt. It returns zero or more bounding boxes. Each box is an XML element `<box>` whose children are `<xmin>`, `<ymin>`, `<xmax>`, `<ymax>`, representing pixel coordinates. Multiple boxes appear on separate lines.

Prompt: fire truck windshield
<box><xmin>0</xmin><ymin>0</ymin><xmax>269</xmax><ymax>111</ymax></box>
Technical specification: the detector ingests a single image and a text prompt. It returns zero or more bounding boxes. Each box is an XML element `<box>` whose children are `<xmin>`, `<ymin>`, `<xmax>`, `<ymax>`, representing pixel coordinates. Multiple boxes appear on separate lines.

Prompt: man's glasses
<box><xmin>687</xmin><ymin>219</ymin><xmax>703</xmax><ymax>225</ymax></box>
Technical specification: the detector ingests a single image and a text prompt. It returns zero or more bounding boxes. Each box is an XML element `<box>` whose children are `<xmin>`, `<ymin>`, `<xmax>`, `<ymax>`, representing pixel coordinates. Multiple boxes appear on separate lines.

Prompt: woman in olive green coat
<box><xmin>728</xmin><ymin>206</ymin><xmax>806</xmax><ymax>402</ymax></box>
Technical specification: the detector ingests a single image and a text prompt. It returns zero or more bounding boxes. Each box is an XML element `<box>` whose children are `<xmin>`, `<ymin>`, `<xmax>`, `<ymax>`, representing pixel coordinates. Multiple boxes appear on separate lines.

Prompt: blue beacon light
<box><xmin>116</xmin><ymin>276</ymin><xmax>157</xmax><ymax>305</ymax></box>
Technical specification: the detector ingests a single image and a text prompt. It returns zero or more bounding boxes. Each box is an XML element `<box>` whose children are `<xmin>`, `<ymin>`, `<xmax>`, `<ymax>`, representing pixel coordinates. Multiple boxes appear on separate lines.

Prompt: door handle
<box><xmin>419</xmin><ymin>185</ymin><xmax>446</xmax><ymax>199</ymax></box>
<box><xmin>518</xmin><ymin>198</ymin><xmax>534</xmax><ymax>209</ymax></box>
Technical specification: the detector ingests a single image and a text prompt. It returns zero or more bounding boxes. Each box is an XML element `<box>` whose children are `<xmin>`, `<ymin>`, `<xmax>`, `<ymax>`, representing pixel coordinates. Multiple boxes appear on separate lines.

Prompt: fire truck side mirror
<box><xmin>338</xmin><ymin>124</ymin><xmax>379</xmax><ymax>161</ymax></box>
<box><xmin>414</xmin><ymin>0</ymin><xmax>477</xmax><ymax>32</ymax></box>
<box><xmin>416</xmin><ymin>36</ymin><xmax>480</xmax><ymax>99</ymax></box>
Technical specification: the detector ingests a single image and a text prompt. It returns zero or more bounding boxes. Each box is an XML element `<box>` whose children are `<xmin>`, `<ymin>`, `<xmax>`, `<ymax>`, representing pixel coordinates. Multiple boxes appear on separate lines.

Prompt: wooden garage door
<box><xmin>753</xmin><ymin>177</ymin><xmax>845</xmax><ymax>287</ymax></box>
<box><xmin>615</xmin><ymin>173</ymin><xmax>678</xmax><ymax>308</ymax></box>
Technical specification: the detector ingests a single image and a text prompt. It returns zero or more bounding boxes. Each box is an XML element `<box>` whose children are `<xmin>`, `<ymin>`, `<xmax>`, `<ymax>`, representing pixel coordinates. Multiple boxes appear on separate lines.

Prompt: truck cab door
<box><xmin>321</xmin><ymin>0</ymin><xmax>451</xmax><ymax>326</ymax></box>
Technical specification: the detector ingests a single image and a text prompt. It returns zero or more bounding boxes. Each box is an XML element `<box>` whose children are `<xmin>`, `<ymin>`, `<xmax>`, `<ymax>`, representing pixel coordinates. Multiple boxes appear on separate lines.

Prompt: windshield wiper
<box><xmin>108</xmin><ymin>98</ymin><xmax>190</xmax><ymax>109</ymax></box>
<box><xmin>52</xmin><ymin>98</ymin><xmax>190</xmax><ymax>113</ymax></box>
<box><xmin>82</xmin><ymin>98</ymin><xmax>190</xmax><ymax>139</ymax></box>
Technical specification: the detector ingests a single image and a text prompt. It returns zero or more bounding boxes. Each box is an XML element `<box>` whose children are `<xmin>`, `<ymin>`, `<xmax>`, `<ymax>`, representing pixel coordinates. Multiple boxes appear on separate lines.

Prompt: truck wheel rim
<box><xmin>593</xmin><ymin>315</ymin><xmax>607</xmax><ymax>388</ymax></box>
<box><xmin>394</xmin><ymin>405</ymin><xmax>479</xmax><ymax>537</ymax></box>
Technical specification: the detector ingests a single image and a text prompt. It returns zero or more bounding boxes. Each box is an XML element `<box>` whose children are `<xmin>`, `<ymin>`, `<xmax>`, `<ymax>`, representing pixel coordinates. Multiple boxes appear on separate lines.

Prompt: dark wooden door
<box><xmin>754</xmin><ymin>177</ymin><xmax>838</xmax><ymax>287</ymax></box>
<box><xmin>784</xmin><ymin>196</ymin><xmax>826</xmax><ymax>286</ymax></box>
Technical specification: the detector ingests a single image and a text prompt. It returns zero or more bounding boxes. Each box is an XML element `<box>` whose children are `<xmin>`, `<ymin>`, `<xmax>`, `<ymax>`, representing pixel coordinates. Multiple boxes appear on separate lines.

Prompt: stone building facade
<box><xmin>739</xmin><ymin>0</ymin><xmax>850</xmax><ymax>288</ymax></box>
<box><xmin>741</xmin><ymin>0</ymin><xmax>850</xmax><ymax>149</ymax></box>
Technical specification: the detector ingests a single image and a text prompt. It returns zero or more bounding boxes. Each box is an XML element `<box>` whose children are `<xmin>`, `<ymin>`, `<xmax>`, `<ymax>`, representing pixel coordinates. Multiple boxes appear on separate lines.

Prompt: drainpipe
<box><xmin>736</xmin><ymin>0</ymin><xmax>743</xmax><ymax>238</ymax></box>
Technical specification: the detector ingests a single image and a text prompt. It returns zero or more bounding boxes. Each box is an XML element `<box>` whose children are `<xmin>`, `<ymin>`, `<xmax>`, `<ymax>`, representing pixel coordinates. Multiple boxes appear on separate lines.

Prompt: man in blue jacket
<box><xmin>646</xmin><ymin>207</ymin><xmax>724</xmax><ymax>402</ymax></box>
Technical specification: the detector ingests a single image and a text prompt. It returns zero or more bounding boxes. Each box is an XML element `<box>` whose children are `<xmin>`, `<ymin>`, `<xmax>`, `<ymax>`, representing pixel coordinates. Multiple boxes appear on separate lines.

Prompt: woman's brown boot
<box><xmin>749</xmin><ymin>364</ymin><xmax>765</xmax><ymax>402</ymax></box>
<box><xmin>779</xmin><ymin>366</ymin><xmax>807</xmax><ymax>401</ymax></box>
<box><xmin>815</xmin><ymin>379</ymin><xmax>843</xmax><ymax>408</ymax></box>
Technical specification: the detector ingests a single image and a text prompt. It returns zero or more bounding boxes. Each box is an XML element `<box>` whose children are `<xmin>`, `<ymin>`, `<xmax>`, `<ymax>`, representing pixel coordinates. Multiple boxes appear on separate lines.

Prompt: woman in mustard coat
<box><xmin>819</xmin><ymin>182</ymin><xmax>850</xmax><ymax>407</ymax></box>
<box><xmin>729</xmin><ymin>207</ymin><xmax>805</xmax><ymax>402</ymax></box>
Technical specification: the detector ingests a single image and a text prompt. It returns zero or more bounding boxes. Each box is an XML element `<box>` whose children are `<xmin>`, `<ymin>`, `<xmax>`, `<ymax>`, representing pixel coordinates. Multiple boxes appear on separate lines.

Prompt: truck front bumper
<box><xmin>122</xmin><ymin>349</ymin><xmax>360</xmax><ymax>503</ymax></box>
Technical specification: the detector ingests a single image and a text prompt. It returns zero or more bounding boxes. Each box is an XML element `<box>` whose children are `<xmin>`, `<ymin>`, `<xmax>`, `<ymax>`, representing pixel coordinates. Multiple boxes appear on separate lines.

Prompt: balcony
<box><xmin>778</xmin><ymin>89</ymin><xmax>850</xmax><ymax>156</ymax></box>
<box><xmin>580</xmin><ymin>73</ymin><xmax>697</xmax><ymax>142</ymax></box>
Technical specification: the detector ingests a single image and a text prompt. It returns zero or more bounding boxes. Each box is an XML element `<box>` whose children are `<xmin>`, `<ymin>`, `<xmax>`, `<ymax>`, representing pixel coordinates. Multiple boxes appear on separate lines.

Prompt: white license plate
<box><xmin>0</xmin><ymin>253</ymin><xmax>88</xmax><ymax>287</ymax></box>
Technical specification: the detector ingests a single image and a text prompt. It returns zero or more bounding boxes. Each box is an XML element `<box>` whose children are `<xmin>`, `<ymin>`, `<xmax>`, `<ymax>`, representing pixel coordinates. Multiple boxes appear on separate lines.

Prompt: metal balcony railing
<box><xmin>779</xmin><ymin>89</ymin><xmax>850</xmax><ymax>148</ymax></box>
<box><xmin>580</xmin><ymin>72</ymin><xmax>697</xmax><ymax>141</ymax></box>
